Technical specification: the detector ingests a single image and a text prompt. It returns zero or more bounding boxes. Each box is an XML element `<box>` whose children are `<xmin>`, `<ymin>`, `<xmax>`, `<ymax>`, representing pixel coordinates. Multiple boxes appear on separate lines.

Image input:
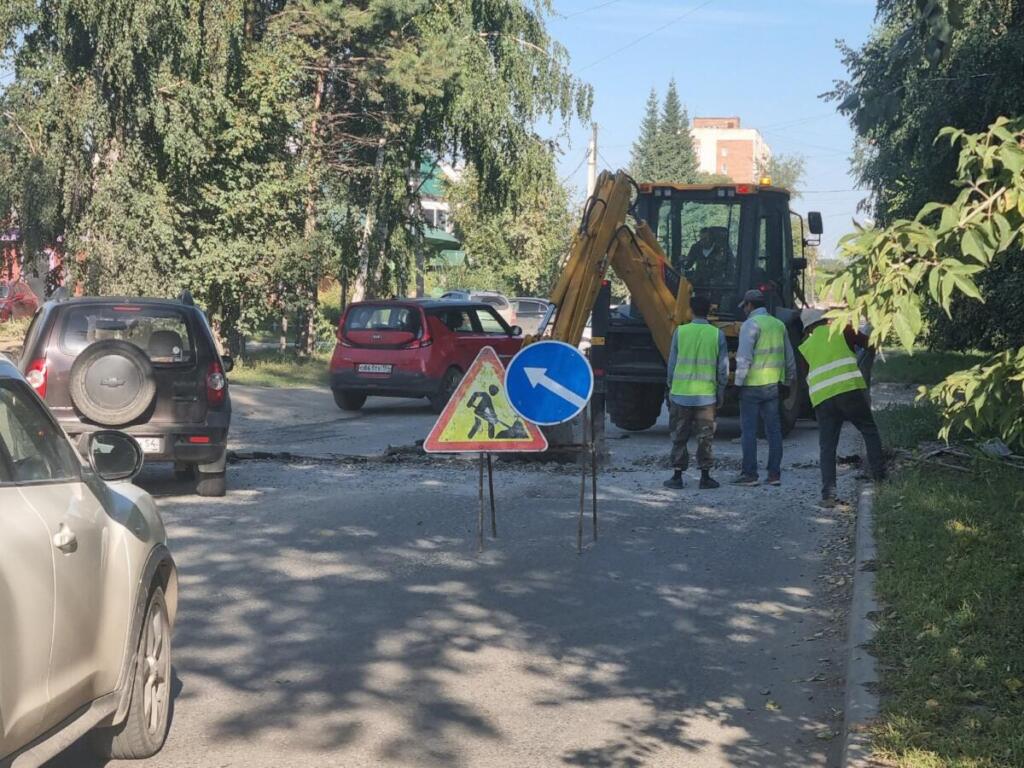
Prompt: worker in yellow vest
<box><xmin>733</xmin><ymin>289</ymin><xmax>797</xmax><ymax>486</ymax></box>
<box><xmin>664</xmin><ymin>295</ymin><xmax>729</xmax><ymax>490</ymax></box>
<box><xmin>798</xmin><ymin>308</ymin><xmax>885</xmax><ymax>507</ymax></box>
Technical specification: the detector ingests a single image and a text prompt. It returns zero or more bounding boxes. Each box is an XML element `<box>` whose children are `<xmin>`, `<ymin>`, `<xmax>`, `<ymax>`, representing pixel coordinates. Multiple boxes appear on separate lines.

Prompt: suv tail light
<box><xmin>206</xmin><ymin>361</ymin><xmax>226</xmax><ymax>406</ymax></box>
<box><xmin>25</xmin><ymin>358</ymin><xmax>48</xmax><ymax>399</ymax></box>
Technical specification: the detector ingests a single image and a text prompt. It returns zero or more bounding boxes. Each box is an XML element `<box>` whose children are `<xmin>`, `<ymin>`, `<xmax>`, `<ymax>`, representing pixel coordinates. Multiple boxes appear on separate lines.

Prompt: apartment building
<box><xmin>691</xmin><ymin>117</ymin><xmax>772</xmax><ymax>184</ymax></box>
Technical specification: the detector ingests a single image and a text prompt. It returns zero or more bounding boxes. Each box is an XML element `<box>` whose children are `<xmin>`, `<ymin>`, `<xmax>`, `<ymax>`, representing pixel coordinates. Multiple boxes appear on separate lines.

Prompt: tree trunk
<box><xmin>298</xmin><ymin>69</ymin><xmax>326</xmax><ymax>357</ymax></box>
<box><xmin>352</xmin><ymin>138</ymin><xmax>387</xmax><ymax>302</ymax></box>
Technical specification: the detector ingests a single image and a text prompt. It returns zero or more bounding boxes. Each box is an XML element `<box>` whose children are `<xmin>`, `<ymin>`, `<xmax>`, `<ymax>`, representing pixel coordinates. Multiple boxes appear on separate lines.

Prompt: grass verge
<box><xmin>871</xmin><ymin>463</ymin><xmax>1024</xmax><ymax>767</ymax></box>
<box><xmin>229</xmin><ymin>350</ymin><xmax>330</xmax><ymax>388</ymax></box>
<box><xmin>875</xmin><ymin>403</ymin><xmax>945</xmax><ymax>451</ymax></box>
<box><xmin>874</xmin><ymin>349</ymin><xmax>988</xmax><ymax>385</ymax></box>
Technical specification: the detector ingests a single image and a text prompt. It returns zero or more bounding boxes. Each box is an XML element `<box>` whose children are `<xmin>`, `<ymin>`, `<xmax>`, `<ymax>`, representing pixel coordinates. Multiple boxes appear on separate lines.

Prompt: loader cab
<box><xmin>634</xmin><ymin>182</ymin><xmax>814</xmax><ymax>319</ymax></box>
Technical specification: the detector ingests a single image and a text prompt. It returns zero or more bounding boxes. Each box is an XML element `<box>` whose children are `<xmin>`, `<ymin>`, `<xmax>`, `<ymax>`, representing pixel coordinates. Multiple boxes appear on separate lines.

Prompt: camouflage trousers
<box><xmin>668</xmin><ymin>403</ymin><xmax>717</xmax><ymax>471</ymax></box>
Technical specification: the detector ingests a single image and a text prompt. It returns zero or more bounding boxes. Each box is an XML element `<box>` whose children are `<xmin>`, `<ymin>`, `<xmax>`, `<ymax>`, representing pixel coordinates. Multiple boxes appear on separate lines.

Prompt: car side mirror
<box><xmin>792</xmin><ymin>257</ymin><xmax>808</xmax><ymax>272</ymax></box>
<box><xmin>87</xmin><ymin>431</ymin><xmax>144</xmax><ymax>482</ymax></box>
<box><xmin>807</xmin><ymin>211</ymin><xmax>823</xmax><ymax>236</ymax></box>
<box><xmin>221</xmin><ymin>355</ymin><xmax>234</xmax><ymax>373</ymax></box>
<box><xmin>510</xmin><ymin>325</ymin><xmax>523</xmax><ymax>337</ymax></box>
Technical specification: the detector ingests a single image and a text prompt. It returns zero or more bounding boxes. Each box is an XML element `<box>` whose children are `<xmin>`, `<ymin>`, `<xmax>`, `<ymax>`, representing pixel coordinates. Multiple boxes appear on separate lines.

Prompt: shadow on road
<box><xmin>48</xmin><ymin>451</ymin><xmax>842</xmax><ymax>767</ymax></box>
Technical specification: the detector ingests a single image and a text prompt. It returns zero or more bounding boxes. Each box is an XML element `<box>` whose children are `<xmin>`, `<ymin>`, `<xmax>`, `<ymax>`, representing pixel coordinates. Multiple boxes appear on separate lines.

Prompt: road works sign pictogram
<box><xmin>423</xmin><ymin>347</ymin><xmax>548</xmax><ymax>453</ymax></box>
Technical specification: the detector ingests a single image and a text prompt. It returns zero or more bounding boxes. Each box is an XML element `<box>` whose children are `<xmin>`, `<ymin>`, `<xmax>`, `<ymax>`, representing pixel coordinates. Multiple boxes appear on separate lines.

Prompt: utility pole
<box><xmin>586</xmin><ymin>122</ymin><xmax>598</xmax><ymax>198</ymax></box>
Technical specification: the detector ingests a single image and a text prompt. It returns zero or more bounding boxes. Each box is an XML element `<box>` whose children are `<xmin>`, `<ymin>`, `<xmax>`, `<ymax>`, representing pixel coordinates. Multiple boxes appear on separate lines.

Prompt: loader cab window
<box><xmin>653</xmin><ymin>197</ymin><xmax>741</xmax><ymax>306</ymax></box>
<box><xmin>753</xmin><ymin>198</ymin><xmax>790</xmax><ymax>299</ymax></box>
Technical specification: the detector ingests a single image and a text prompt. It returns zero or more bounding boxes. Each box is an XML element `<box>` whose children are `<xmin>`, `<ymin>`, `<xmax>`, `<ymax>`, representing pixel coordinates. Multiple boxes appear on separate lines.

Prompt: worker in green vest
<box><xmin>733</xmin><ymin>289</ymin><xmax>797</xmax><ymax>486</ymax></box>
<box><xmin>798</xmin><ymin>308</ymin><xmax>885</xmax><ymax>507</ymax></box>
<box><xmin>663</xmin><ymin>295</ymin><xmax>729</xmax><ymax>490</ymax></box>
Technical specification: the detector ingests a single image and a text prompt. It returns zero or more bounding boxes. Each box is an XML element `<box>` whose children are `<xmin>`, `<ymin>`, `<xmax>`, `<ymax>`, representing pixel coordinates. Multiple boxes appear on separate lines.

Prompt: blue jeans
<box><xmin>740</xmin><ymin>385</ymin><xmax>782</xmax><ymax>479</ymax></box>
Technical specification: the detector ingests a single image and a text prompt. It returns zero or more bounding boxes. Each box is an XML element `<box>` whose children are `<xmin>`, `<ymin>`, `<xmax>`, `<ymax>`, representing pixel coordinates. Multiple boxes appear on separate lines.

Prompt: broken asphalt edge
<box><xmin>842</xmin><ymin>482</ymin><xmax>881</xmax><ymax>767</ymax></box>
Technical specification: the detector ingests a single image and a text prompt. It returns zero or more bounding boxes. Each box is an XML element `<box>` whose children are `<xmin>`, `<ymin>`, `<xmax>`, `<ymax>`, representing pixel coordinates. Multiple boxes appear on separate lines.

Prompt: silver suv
<box><xmin>0</xmin><ymin>357</ymin><xmax>177</xmax><ymax>767</ymax></box>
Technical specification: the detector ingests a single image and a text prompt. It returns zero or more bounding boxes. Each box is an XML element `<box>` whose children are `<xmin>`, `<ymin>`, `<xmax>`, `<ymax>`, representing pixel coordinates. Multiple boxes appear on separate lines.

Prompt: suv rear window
<box><xmin>60</xmin><ymin>304</ymin><xmax>195</xmax><ymax>365</ymax></box>
<box><xmin>345</xmin><ymin>306</ymin><xmax>421</xmax><ymax>334</ymax></box>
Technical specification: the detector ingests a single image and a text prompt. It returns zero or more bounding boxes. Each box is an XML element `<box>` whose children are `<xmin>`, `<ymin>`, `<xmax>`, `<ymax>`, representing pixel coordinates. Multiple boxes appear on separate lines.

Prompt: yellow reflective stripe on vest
<box><xmin>745</xmin><ymin>314</ymin><xmax>786</xmax><ymax>386</ymax></box>
<box><xmin>799</xmin><ymin>325</ymin><xmax>866</xmax><ymax>407</ymax></box>
<box><xmin>671</xmin><ymin>323</ymin><xmax>719</xmax><ymax>397</ymax></box>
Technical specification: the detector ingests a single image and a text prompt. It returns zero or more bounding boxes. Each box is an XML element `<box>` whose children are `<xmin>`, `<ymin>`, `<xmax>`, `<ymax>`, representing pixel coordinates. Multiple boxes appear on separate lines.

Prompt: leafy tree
<box><xmin>828</xmin><ymin>0</ymin><xmax>1024</xmax><ymax>354</ymax></box>
<box><xmin>760</xmin><ymin>153</ymin><xmax>806</xmax><ymax>196</ymax></box>
<box><xmin>0</xmin><ymin>0</ymin><xmax>592</xmax><ymax>355</ymax></box>
<box><xmin>829</xmin><ymin>0</ymin><xmax>1024</xmax><ymax>223</ymax></box>
<box><xmin>629</xmin><ymin>89</ymin><xmax>661</xmax><ymax>183</ymax></box>
<box><xmin>447</xmin><ymin>150</ymin><xmax>574</xmax><ymax>296</ymax></box>
<box><xmin>827</xmin><ymin>117</ymin><xmax>1024</xmax><ymax>447</ymax></box>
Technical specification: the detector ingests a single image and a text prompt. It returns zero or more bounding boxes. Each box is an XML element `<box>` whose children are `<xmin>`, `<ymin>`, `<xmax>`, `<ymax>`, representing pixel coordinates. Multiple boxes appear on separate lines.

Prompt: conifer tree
<box><xmin>650</xmin><ymin>79</ymin><xmax>699</xmax><ymax>183</ymax></box>
<box><xmin>629</xmin><ymin>88</ymin><xmax>660</xmax><ymax>183</ymax></box>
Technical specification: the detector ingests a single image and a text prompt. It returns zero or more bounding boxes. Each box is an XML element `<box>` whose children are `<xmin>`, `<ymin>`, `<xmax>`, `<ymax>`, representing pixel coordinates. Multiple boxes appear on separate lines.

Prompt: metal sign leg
<box><xmin>487</xmin><ymin>454</ymin><xmax>497</xmax><ymax>538</ymax></box>
<box><xmin>592</xmin><ymin>436</ymin><xmax>598</xmax><ymax>541</ymax></box>
<box><xmin>478</xmin><ymin>453</ymin><xmax>485</xmax><ymax>552</ymax></box>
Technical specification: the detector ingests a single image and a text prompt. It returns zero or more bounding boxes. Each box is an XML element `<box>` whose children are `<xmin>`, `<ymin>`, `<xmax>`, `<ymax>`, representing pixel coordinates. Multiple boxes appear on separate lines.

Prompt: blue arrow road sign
<box><xmin>505</xmin><ymin>341</ymin><xmax>594</xmax><ymax>426</ymax></box>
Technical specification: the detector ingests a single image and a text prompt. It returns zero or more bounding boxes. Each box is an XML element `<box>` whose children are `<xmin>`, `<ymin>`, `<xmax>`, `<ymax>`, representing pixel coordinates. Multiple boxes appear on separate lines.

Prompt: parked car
<box><xmin>0</xmin><ymin>357</ymin><xmax>177</xmax><ymax>766</ymax></box>
<box><xmin>0</xmin><ymin>280</ymin><xmax>39</xmax><ymax>323</ymax></box>
<box><xmin>18</xmin><ymin>295</ymin><xmax>233</xmax><ymax>496</ymax></box>
<box><xmin>440</xmin><ymin>290</ymin><xmax>517</xmax><ymax>326</ymax></box>
<box><xmin>510</xmin><ymin>297</ymin><xmax>552</xmax><ymax>336</ymax></box>
<box><xmin>330</xmin><ymin>299</ymin><xmax>523</xmax><ymax>412</ymax></box>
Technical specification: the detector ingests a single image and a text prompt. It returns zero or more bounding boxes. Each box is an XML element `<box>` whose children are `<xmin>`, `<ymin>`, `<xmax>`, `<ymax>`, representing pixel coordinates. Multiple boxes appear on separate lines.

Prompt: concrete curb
<box><xmin>842</xmin><ymin>483</ymin><xmax>882</xmax><ymax>767</ymax></box>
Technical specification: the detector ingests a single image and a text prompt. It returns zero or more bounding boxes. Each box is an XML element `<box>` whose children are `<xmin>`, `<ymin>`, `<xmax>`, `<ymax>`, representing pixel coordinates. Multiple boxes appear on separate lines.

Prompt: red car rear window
<box><xmin>345</xmin><ymin>306</ymin><xmax>421</xmax><ymax>334</ymax></box>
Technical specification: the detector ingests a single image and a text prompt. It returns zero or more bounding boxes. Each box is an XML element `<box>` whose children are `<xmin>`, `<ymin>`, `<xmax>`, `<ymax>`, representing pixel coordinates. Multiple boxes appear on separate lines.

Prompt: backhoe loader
<box><xmin>535</xmin><ymin>170</ymin><xmax>823</xmax><ymax>435</ymax></box>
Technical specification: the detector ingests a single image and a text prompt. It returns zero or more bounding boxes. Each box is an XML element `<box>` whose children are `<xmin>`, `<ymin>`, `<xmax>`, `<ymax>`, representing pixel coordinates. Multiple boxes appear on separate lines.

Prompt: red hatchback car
<box><xmin>329</xmin><ymin>299</ymin><xmax>523</xmax><ymax>412</ymax></box>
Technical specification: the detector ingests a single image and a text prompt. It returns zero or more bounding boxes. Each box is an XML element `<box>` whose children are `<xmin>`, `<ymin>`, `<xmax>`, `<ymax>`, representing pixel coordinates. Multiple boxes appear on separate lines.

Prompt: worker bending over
<box><xmin>664</xmin><ymin>295</ymin><xmax>729</xmax><ymax>490</ymax></box>
<box><xmin>733</xmin><ymin>289</ymin><xmax>797</xmax><ymax>486</ymax></box>
<box><xmin>798</xmin><ymin>308</ymin><xmax>885</xmax><ymax>507</ymax></box>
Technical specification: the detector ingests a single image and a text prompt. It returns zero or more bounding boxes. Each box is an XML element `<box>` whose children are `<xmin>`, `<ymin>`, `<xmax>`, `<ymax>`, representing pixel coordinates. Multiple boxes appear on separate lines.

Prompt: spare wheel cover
<box><xmin>69</xmin><ymin>339</ymin><xmax>157</xmax><ymax>426</ymax></box>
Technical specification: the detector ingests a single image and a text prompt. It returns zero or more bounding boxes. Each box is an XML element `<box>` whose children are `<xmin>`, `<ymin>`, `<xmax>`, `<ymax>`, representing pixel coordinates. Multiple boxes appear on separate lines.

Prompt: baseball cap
<box><xmin>738</xmin><ymin>289</ymin><xmax>765</xmax><ymax>310</ymax></box>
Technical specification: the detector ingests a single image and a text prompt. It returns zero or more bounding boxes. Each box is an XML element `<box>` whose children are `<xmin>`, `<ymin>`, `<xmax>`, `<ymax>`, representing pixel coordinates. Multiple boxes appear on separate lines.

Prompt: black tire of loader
<box><xmin>779</xmin><ymin>374</ymin><xmax>804</xmax><ymax>437</ymax></box>
<box><xmin>608</xmin><ymin>381</ymin><xmax>664</xmax><ymax>432</ymax></box>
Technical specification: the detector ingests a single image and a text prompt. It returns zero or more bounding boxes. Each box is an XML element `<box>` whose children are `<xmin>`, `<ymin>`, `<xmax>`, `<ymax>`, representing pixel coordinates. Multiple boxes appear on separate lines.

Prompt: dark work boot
<box><xmin>699</xmin><ymin>470</ymin><xmax>719</xmax><ymax>489</ymax></box>
<box><xmin>663</xmin><ymin>471</ymin><xmax>684</xmax><ymax>490</ymax></box>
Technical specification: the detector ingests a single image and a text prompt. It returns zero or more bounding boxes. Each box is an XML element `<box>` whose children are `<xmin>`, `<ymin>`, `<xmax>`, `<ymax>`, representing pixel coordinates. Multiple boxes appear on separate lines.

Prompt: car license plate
<box><xmin>136</xmin><ymin>437</ymin><xmax>163</xmax><ymax>454</ymax></box>
<box><xmin>357</xmin><ymin>364</ymin><xmax>392</xmax><ymax>374</ymax></box>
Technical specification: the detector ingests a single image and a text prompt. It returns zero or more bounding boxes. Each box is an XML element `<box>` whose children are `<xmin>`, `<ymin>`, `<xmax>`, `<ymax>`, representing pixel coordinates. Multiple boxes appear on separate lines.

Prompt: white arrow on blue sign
<box><xmin>505</xmin><ymin>340</ymin><xmax>594</xmax><ymax>426</ymax></box>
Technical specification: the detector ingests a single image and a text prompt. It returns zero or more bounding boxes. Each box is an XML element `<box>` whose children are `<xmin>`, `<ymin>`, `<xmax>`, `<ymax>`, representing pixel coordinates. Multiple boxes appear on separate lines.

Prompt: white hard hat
<box><xmin>801</xmin><ymin>307</ymin><xmax>827</xmax><ymax>327</ymax></box>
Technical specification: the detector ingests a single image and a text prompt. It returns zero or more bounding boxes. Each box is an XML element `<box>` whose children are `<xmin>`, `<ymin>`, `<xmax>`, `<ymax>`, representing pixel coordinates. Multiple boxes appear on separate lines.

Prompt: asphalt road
<box><xmin>48</xmin><ymin>388</ymin><xmax>862</xmax><ymax>768</ymax></box>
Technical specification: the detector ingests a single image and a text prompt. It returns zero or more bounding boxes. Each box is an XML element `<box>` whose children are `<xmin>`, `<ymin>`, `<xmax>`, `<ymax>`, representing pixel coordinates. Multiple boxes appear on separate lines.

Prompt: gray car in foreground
<box><xmin>0</xmin><ymin>357</ymin><xmax>178</xmax><ymax>767</ymax></box>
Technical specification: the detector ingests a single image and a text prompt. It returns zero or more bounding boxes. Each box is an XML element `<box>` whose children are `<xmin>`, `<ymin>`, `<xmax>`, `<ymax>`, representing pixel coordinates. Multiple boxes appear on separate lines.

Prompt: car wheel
<box><xmin>90</xmin><ymin>587</ymin><xmax>172</xmax><ymax>760</ymax></box>
<box><xmin>429</xmin><ymin>367</ymin><xmax>462</xmax><ymax>413</ymax></box>
<box><xmin>196</xmin><ymin>471</ymin><xmax>227</xmax><ymax>497</ymax></box>
<box><xmin>332</xmin><ymin>389</ymin><xmax>367</xmax><ymax>411</ymax></box>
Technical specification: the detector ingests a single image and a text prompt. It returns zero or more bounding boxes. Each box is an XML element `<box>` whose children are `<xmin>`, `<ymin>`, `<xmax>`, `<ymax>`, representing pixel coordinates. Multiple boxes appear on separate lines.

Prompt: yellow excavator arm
<box><xmin>537</xmin><ymin>170</ymin><xmax>692</xmax><ymax>358</ymax></box>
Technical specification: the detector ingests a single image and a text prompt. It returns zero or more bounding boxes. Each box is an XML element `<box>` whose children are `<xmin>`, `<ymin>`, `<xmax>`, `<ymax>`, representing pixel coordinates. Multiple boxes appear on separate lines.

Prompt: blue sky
<box><xmin>546</xmin><ymin>0</ymin><xmax>878</xmax><ymax>258</ymax></box>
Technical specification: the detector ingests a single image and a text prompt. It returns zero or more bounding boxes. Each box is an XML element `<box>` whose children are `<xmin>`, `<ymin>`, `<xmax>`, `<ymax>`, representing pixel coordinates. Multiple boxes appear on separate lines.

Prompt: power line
<box><xmin>562</xmin><ymin>0</ymin><xmax>625</xmax><ymax>19</ymax></box>
<box><xmin>597</xmin><ymin>149</ymin><xmax>619</xmax><ymax>171</ymax></box>
<box><xmin>578</xmin><ymin>0</ymin><xmax>720</xmax><ymax>72</ymax></box>
<box><xmin>801</xmin><ymin>188</ymin><xmax>861</xmax><ymax>194</ymax></box>
<box><xmin>758</xmin><ymin>112</ymin><xmax>836</xmax><ymax>131</ymax></box>
<box><xmin>560</xmin><ymin>150</ymin><xmax>589</xmax><ymax>184</ymax></box>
